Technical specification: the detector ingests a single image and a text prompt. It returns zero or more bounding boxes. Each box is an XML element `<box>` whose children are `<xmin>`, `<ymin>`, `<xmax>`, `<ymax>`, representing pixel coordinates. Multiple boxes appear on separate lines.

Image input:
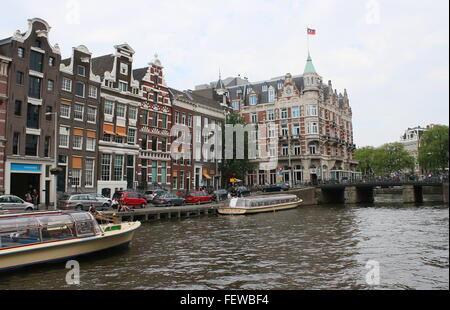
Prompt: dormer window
<box><xmin>249</xmin><ymin>95</ymin><xmax>257</xmax><ymax>106</ymax></box>
<box><xmin>78</xmin><ymin>65</ymin><xmax>86</xmax><ymax>77</ymax></box>
<box><xmin>262</xmin><ymin>85</ymin><xmax>268</xmax><ymax>92</ymax></box>
<box><xmin>268</xmin><ymin>88</ymin><xmax>275</xmax><ymax>103</ymax></box>
<box><xmin>277</xmin><ymin>82</ymin><xmax>283</xmax><ymax>90</ymax></box>
<box><xmin>119</xmin><ymin>81</ymin><xmax>128</xmax><ymax>92</ymax></box>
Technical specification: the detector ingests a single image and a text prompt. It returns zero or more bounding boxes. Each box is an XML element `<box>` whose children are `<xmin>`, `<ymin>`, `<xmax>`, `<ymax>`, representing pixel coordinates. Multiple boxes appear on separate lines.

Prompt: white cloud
<box><xmin>0</xmin><ymin>0</ymin><xmax>448</xmax><ymax>148</ymax></box>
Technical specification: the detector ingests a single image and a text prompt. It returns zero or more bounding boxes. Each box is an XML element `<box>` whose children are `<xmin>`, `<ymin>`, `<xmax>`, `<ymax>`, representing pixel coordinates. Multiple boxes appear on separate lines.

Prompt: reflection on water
<box><xmin>0</xmin><ymin>203</ymin><xmax>448</xmax><ymax>290</ymax></box>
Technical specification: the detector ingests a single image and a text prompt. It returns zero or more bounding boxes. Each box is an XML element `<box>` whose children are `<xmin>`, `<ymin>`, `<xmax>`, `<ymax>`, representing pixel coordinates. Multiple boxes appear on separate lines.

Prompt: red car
<box><xmin>116</xmin><ymin>192</ymin><xmax>147</xmax><ymax>208</ymax></box>
<box><xmin>184</xmin><ymin>191</ymin><xmax>213</xmax><ymax>204</ymax></box>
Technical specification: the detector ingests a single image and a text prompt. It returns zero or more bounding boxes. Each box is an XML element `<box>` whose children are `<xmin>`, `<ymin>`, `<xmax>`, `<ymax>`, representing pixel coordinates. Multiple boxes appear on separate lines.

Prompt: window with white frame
<box><xmin>73</xmin><ymin>135</ymin><xmax>83</xmax><ymax>150</ymax></box>
<box><xmin>101</xmin><ymin>154</ymin><xmax>111</xmax><ymax>181</ymax></box>
<box><xmin>269</xmin><ymin>144</ymin><xmax>276</xmax><ymax>157</ymax></box>
<box><xmin>307</xmin><ymin>105</ymin><xmax>318</xmax><ymax>116</ymax></box>
<box><xmin>281</xmin><ymin>108</ymin><xmax>288</xmax><ymax>119</ymax></box>
<box><xmin>62</xmin><ymin>78</ymin><xmax>72</xmax><ymax>92</ymax></box>
<box><xmin>59</xmin><ymin>127</ymin><xmax>70</xmax><ymax>147</ymax></box>
<box><xmin>268</xmin><ymin>127</ymin><xmax>276</xmax><ymax>138</ymax></box>
<box><xmin>127</xmin><ymin>128</ymin><xmax>136</xmax><ymax>145</ymax></box>
<box><xmin>85</xmin><ymin>159</ymin><xmax>94</xmax><ymax>187</ymax></box>
<box><xmin>249</xmin><ymin>95</ymin><xmax>257</xmax><ymax>105</ymax></box>
<box><xmin>75</xmin><ymin>82</ymin><xmax>85</xmax><ymax>97</ymax></box>
<box><xmin>294</xmin><ymin>143</ymin><xmax>301</xmax><ymax>155</ymax></box>
<box><xmin>267</xmin><ymin>109</ymin><xmax>275</xmax><ymax>121</ymax></box>
<box><xmin>309</xmin><ymin>144</ymin><xmax>317</xmax><ymax>155</ymax></box>
<box><xmin>232</xmin><ymin>100</ymin><xmax>239</xmax><ymax>110</ymax></box>
<box><xmin>89</xmin><ymin>85</ymin><xmax>98</xmax><ymax>99</ymax></box>
<box><xmin>87</xmin><ymin>106</ymin><xmax>96</xmax><ymax>123</ymax></box>
<box><xmin>104</xmin><ymin>100</ymin><xmax>114</xmax><ymax>115</ymax></box>
<box><xmin>113</xmin><ymin>155</ymin><xmax>124</xmax><ymax>181</ymax></box>
<box><xmin>262</xmin><ymin>85</ymin><xmax>268</xmax><ymax>92</ymax></box>
<box><xmin>77</xmin><ymin>65</ymin><xmax>86</xmax><ymax>77</ymax></box>
<box><xmin>72</xmin><ymin>169</ymin><xmax>82</xmax><ymax>187</ymax></box>
<box><xmin>119</xmin><ymin>81</ymin><xmax>128</xmax><ymax>92</ymax></box>
<box><xmin>281</xmin><ymin>124</ymin><xmax>289</xmax><ymax>137</ymax></box>
<box><xmin>175</xmin><ymin>112</ymin><xmax>180</xmax><ymax>124</ymax></box>
<box><xmin>129</xmin><ymin>106</ymin><xmax>137</xmax><ymax>120</ymax></box>
<box><xmin>188</xmin><ymin>115</ymin><xmax>193</xmax><ymax>127</ymax></box>
<box><xmin>308</xmin><ymin>122</ymin><xmax>319</xmax><ymax>134</ymax></box>
<box><xmin>74</xmin><ymin>104</ymin><xmax>84</xmax><ymax>121</ymax></box>
<box><xmin>251</xmin><ymin>112</ymin><xmax>257</xmax><ymax>123</ymax></box>
<box><xmin>268</xmin><ymin>89</ymin><xmax>275</xmax><ymax>103</ymax></box>
<box><xmin>292</xmin><ymin>106</ymin><xmax>301</xmax><ymax>118</ymax></box>
<box><xmin>86</xmin><ymin>137</ymin><xmax>96</xmax><ymax>151</ymax></box>
<box><xmin>60</xmin><ymin>104</ymin><xmax>70</xmax><ymax>118</ymax></box>
<box><xmin>116</xmin><ymin>104</ymin><xmax>126</xmax><ymax>118</ymax></box>
<box><xmin>293</xmin><ymin>123</ymin><xmax>300</xmax><ymax>136</ymax></box>
<box><xmin>277</xmin><ymin>82</ymin><xmax>283</xmax><ymax>90</ymax></box>
<box><xmin>282</xmin><ymin>144</ymin><xmax>289</xmax><ymax>156</ymax></box>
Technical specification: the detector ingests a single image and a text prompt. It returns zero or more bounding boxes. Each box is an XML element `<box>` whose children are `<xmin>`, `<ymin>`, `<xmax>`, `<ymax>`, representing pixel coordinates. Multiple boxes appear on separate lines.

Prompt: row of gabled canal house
<box><xmin>0</xmin><ymin>18</ymin><xmax>227</xmax><ymax>206</ymax></box>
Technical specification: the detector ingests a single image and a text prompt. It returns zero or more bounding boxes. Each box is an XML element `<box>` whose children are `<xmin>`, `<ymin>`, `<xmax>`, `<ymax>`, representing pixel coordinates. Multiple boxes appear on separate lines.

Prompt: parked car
<box><xmin>229</xmin><ymin>186</ymin><xmax>251</xmax><ymax>197</ymax></box>
<box><xmin>276</xmin><ymin>182</ymin><xmax>291</xmax><ymax>191</ymax></box>
<box><xmin>59</xmin><ymin>194</ymin><xmax>111</xmax><ymax>211</ymax></box>
<box><xmin>0</xmin><ymin>195</ymin><xmax>35</xmax><ymax>212</ymax></box>
<box><xmin>144</xmin><ymin>189</ymin><xmax>167</xmax><ymax>203</ymax></box>
<box><xmin>152</xmin><ymin>193</ymin><xmax>186</xmax><ymax>206</ymax></box>
<box><xmin>115</xmin><ymin>192</ymin><xmax>147</xmax><ymax>209</ymax></box>
<box><xmin>184</xmin><ymin>191</ymin><xmax>213</xmax><ymax>204</ymax></box>
<box><xmin>262</xmin><ymin>184</ymin><xmax>283</xmax><ymax>192</ymax></box>
<box><xmin>212</xmin><ymin>189</ymin><xmax>229</xmax><ymax>201</ymax></box>
<box><xmin>86</xmin><ymin>193</ymin><xmax>112</xmax><ymax>206</ymax></box>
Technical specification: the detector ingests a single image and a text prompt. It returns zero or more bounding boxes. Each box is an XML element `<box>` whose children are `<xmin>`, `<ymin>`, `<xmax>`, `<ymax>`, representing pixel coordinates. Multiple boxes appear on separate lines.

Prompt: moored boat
<box><xmin>218</xmin><ymin>194</ymin><xmax>302</xmax><ymax>215</ymax></box>
<box><xmin>0</xmin><ymin>210</ymin><xmax>141</xmax><ymax>271</ymax></box>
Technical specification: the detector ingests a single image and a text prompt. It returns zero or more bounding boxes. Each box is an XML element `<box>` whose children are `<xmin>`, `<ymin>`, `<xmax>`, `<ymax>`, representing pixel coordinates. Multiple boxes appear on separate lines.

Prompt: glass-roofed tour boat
<box><xmin>218</xmin><ymin>194</ymin><xmax>303</xmax><ymax>215</ymax></box>
<box><xmin>0</xmin><ymin>210</ymin><xmax>141</xmax><ymax>271</ymax></box>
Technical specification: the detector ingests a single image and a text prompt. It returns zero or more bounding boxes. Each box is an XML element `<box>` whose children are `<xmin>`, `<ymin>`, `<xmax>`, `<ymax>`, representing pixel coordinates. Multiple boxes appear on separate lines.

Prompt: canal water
<box><xmin>0</xmin><ymin>203</ymin><xmax>448</xmax><ymax>290</ymax></box>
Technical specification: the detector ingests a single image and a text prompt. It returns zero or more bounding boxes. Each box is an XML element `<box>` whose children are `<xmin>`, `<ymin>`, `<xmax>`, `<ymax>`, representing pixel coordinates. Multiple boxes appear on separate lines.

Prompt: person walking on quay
<box><xmin>25</xmin><ymin>191</ymin><xmax>32</xmax><ymax>204</ymax></box>
<box><xmin>31</xmin><ymin>189</ymin><xmax>39</xmax><ymax>209</ymax></box>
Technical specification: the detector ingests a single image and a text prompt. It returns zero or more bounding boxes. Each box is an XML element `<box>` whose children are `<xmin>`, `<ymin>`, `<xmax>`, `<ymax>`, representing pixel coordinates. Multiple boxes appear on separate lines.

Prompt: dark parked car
<box><xmin>276</xmin><ymin>182</ymin><xmax>291</xmax><ymax>191</ymax></box>
<box><xmin>152</xmin><ymin>193</ymin><xmax>186</xmax><ymax>206</ymax></box>
<box><xmin>229</xmin><ymin>186</ymin><xmax>251</xmax><ymax>197</ymax></box>
<box><xmin>59</xmin><ymin>194</ymin><xmax>111</xmax><ymax>211</ymax></box>
<box><xmin>212</xmin><ymin>189</ymin><xmax>229</xmax><ymax>201</ymax></box>
<box><xmin>262</xmin><ymin>184</ymin><xmax>283</xmax><ymax>192</ymax></box>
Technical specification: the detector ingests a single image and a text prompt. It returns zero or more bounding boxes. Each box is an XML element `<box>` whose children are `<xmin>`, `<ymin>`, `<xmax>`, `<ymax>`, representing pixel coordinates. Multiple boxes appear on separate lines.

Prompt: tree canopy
<box><xmin>418</xmin><ymin>125</ymin><xmax>449</xmax><ymax>173</ymax></box>
<box><xmin>355</xmin><ymin>143</ymin><xmax>415</xmax><ymax>175</ymax></box>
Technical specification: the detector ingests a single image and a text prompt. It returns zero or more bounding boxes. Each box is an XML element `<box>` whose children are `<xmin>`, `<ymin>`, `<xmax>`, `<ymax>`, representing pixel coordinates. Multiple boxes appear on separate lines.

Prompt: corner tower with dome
<box><xmin>196</xmin><ymin>53</ymin><xmax>359</xmax><ymax>185</ymax></box>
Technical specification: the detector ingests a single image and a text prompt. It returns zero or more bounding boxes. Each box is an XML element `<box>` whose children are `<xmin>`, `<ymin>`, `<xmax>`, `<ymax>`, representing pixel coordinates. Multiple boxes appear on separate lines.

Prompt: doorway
<box><xmin>11</xmin><ymin>173</ymin><xmax>40</xmax><ymax>202</ymax></box>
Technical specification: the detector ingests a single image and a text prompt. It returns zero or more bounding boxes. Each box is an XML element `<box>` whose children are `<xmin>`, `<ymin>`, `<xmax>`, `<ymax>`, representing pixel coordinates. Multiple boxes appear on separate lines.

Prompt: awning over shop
<box><xmin>203</xmin><ymin>169</ymin><xmax>212</xmax><ymax>180</ymax></box>
<box><xmin>116</xmin><ymin>126</ymin><xmax>127</xmax><ymax>137</ymax></box>
<box><xmin>103</xmin><ymin>124</ymin><xmax>115</xmax><ymax>135</ymax></box>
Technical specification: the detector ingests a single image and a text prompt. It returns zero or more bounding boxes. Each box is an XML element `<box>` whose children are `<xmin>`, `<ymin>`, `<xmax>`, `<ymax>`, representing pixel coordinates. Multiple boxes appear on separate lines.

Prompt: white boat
<box><xmin>218</xmin><ymin>194</ymin><xmax>302</xmax><ymax>215</ymax></box>
<box><xmin>0</xmin><ymin>210</ymin><xmax>141</xmax><ymax>271</ymax></box>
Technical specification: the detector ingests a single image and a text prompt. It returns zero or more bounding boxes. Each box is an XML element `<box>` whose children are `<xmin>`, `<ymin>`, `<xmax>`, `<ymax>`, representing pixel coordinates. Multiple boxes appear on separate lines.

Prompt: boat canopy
<box><xmin>229</xmin><ymin>195</ymin><xmax>298</xmax><ymax>208</ymax></box>
<box><xmin>0</xmin><ymin>211</ymin><xmax>102</xmax><ymax>250</ymax></box>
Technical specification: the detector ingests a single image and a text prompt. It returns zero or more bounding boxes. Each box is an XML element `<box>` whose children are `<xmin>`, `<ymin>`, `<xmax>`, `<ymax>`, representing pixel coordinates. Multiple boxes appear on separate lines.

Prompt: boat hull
<box><xmin>218</xmin><ymin>201</ymin><xmax>301</xmax><ymax>215</ymax></box>
<box><xmin>0</xmin><ymin>222</ymin><xmax>141</xmax><ymax>271</ymax></box>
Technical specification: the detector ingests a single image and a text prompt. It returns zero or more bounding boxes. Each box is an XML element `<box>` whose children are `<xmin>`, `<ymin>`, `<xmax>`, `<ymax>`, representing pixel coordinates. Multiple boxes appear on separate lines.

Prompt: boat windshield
<box><xmin>0</xmin><ymin>211</ymin><xmax>101</xmax><ymax>250</ymax></box>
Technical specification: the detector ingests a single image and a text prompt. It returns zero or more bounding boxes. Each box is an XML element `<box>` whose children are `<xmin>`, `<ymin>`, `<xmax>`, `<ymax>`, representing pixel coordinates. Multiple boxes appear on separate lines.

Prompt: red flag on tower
<box><xmin>307</xmin><ymin>28</ymin><xmax>316</xmax><ymax>35</ymax></box>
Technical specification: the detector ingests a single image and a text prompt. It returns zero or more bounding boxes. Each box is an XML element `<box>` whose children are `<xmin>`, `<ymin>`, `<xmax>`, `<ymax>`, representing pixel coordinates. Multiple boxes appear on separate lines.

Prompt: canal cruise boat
<box><xmin>218</xmin><ymin>194</ymin><xmax>303</xmax><ymax>215</ymax></box>
<box><xmin>0</xmin><ymin>210</ymin><xmax>141</xmax><ymax>271</ymax></box>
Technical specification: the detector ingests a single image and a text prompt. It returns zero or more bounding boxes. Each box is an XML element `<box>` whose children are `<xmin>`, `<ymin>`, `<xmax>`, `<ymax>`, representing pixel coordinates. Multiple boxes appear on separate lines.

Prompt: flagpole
<box><xmin>307</xmin><ymin>27</ymin><xmax>310</xmax><ymax>55</ymax></box>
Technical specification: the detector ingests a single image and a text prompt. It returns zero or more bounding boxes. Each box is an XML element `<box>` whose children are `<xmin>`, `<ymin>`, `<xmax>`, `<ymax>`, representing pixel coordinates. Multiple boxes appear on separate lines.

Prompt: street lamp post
<box><xmin>46</xmin><ymin>112</ymin><xmax>58</xmax><ymax>210</ymax></box>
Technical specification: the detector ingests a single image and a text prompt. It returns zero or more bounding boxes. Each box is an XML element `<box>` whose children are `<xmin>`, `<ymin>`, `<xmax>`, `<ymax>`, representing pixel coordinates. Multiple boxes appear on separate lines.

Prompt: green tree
<box><xmin>354</xmin><ymin>146</ymin><xmax>378</xmax><ymax>176</ymax></box>
<box><xmin>355</xmin><ymin>143</ymin><xmax>415</xmax><ymax>175</ymax></box>
<box><xmin>418</xmin><ymin>125</ymin><xmax>449</xmax><ymax>173</ymax></box>
<box><xmin>377</xmin><ymin>142</ymin><xmax>415</xmax><ymax>174</ymax></box>
<box><xmin>220</xmin><ymin>112</ymin><xmax>257</xmax><ymax>187</ymax></box>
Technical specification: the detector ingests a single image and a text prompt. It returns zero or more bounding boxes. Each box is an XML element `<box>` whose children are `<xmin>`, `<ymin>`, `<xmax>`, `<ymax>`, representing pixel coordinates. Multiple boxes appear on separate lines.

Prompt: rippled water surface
<box><xmin>0</xmin><ymin>203</ymin><xmax>448</xmax><ymax>290</ymax></box>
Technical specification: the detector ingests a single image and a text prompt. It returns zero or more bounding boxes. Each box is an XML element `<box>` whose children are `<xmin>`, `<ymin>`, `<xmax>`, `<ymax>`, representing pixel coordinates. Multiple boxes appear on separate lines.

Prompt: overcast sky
<box><xmin>1</xmin><ymin>0</ymin><xmax>448</xmax><ymax>147</ymax></box>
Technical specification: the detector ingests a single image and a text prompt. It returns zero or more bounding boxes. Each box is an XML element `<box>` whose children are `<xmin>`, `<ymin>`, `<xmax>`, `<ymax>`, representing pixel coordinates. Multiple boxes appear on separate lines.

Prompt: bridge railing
<box><xmin>292</xmin><ymin>175</ymin><xmax>448</xmax><ymax>187</ymax></box>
